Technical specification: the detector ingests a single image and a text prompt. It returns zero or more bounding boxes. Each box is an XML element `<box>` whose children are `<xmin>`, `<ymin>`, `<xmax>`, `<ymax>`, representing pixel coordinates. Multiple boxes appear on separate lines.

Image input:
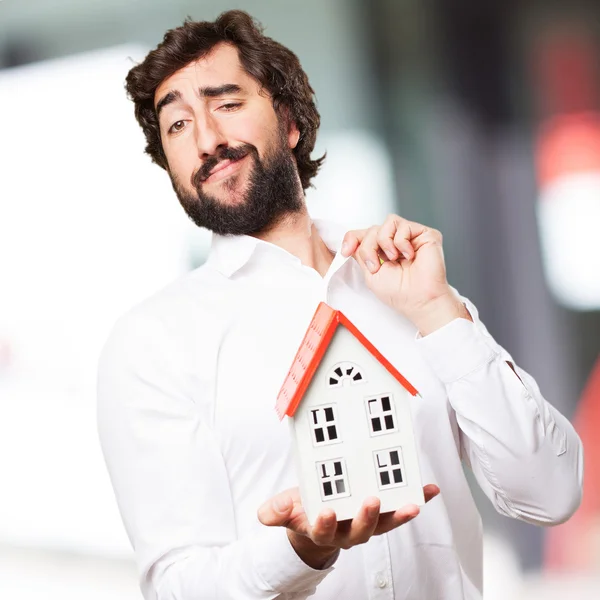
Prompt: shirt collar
<box><xmin>205</xmin><ymin>218</ymin><xmax>350</xmax><ymax>278</ymax></box>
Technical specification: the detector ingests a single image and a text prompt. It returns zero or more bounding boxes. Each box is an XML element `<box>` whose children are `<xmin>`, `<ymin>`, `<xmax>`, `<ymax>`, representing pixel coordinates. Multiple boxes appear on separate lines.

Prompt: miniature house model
<box><xmin>276</xmin><ymin>302</ymin><xmax>425</xmax><ymax>524</ymax></box>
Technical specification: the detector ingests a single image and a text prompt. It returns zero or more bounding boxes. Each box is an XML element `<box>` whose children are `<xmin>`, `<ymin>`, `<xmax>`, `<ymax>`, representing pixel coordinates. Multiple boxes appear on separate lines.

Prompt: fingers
<box><xmin>341</xmin><ymin>215</ymin><xmax>429</xmax><ymax>274</ymax></box>
<box><xmin>410</xmin><ymin>227</ymin><xmax>443</xmax><ymax>253</ymax></box>
<box><xmin>310</xmin><ymin>497</ymin><xmax>381</xmax><ymax>549</ymax></box>
<box><xmin>257</xmin><ymin>490</ymin><xmax>295</xmax><ymax>527</ymax></box>
<box><xmin>373</xmin><ymin>484</ymin><xmax>440</xmax><ymax>536</ymax></box>
<box><xmin>259</xmin><ymin>485</ymin><xmax>441</xmax><ymax>551</ymax></box>
<box><xmin>392</xmin><ymin>223</ymin><xmax>415</xmax><ymax>261</ymax></box>
<box><xmin>309</xmin><ymin>508</ymin><xmax>338</xmax><ymax>546</ymax></box>
<box><xmin>341</xmin><ymin>229</ymin><xmax>364</xmax><ymax>258</ymax></box>
<box><xmin>340</xmin><ymin>496</ymin><xmax>381</xmax><ymax>549</ymax></box>
<box><xmin>374</xmin><ymin>503</ymin><xmax>420</xmax><ymax>536</ymax></box>
<box><xmin>423</xmin><ymin>484</ymin><xmax>441</xmax><ymax>503</ymax></box>
<box><xmin>381</xmin><ymin>216</ymin><xmax>410</xmax><ymax>261</ymax></box>
<box><xmin>342</xmin><ymin>226</ymin><xmax>380</xmax><ymax>272</ymax></box>
<box><xmin>373</xmin><ymin>218</ymin><xmax>400</xmax><ymax>261</ymax></box>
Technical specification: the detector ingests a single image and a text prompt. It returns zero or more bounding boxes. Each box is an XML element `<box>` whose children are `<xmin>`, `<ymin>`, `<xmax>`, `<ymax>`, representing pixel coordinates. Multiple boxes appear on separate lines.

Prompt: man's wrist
<box><xmin>286</xmin><ymin>529</ymin><xmax>339</xmax><ymax>570</ymax></box>
<box><xmin>407</xmin><ymin>294</ymin><xmax>472</xmax><ymax>337</ymax></box>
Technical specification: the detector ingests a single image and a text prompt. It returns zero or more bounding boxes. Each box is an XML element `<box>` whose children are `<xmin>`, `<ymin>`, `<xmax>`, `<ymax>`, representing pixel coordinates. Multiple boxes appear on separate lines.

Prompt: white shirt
<box><xmin>97</xmin><ymin>219</ymin><xmax>583</xmax><ymax>600</ymax></box>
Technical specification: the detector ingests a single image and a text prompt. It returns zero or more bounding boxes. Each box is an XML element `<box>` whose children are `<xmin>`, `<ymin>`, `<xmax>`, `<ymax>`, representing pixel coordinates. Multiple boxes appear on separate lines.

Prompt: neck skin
<box><xmin>253</xmin><ymin>207</ymin><xmax>335</xmax><ymax>277</ymax></box>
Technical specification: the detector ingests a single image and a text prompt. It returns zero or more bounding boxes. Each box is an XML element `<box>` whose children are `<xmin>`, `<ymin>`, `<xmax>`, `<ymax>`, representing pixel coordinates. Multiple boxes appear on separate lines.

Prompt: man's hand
<box><xmin>341</xmin><ymin>214</ymin><xmax>471</xmax><ymax>335</ymax></box>
<box><xmin>257</xmin><ymin>484</ymin><xmax>440</xmax><ymax>569</ymax></box>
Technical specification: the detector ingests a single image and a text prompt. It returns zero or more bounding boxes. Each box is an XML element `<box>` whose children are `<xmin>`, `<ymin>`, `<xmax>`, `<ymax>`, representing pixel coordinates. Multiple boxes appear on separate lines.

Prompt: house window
<box><xmin>309</xmin><ymin>404</ymin><xmax>340</xmax><ymax>446</ymax></box>
<box><xmin>328</xmin><ymin>362</ymin><xmax>366</xmax><ymax>387</ymax></box>
<box><xmin>316</xmin><ymin>458</ymin><xmax>351</xmax><ymax>501</ymax></box>
<box><xmin>374</xmin><ymin>447</ymin><xmax>406</xmax><ymax>490</ymax></box>
<box><xmin>365</xmin><ymin>395</ymin><xmax>398</xmax><ymax>436</ymax></box>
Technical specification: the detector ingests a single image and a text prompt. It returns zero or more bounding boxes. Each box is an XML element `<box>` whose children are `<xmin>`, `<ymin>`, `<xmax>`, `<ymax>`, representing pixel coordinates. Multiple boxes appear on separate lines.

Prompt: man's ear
<box><xmin>288</xmin><ymin>121</ymin><xmax>300</xmax><ymax>149</ymax></box>
<box><xmin>277</xmin><ymin>105</ymin><xmax>300</xmax><ymax>149</ymax></box>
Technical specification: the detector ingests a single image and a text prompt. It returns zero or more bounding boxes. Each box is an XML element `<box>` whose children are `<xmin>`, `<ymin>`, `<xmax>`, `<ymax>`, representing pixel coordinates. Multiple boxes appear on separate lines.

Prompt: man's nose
<box><xmin>194</xmin><ymin>114</ymin><xmax>227</xmax><ymax>158</ymax></box>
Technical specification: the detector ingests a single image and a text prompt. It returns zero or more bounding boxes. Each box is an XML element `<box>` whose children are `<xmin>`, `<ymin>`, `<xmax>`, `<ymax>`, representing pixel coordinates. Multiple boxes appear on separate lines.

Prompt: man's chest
<box><xmin>189</xmin><ymin>270</ymin><xmax>462</xmax><ymax>536</ymax></box>
<box><xmin>208</xmin><ymin>274</ymin><xmax>452</xmax><ymax>476</ymax></box>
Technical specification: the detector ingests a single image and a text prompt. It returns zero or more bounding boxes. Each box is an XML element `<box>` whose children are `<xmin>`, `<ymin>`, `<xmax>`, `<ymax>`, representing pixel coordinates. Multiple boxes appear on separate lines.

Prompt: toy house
<box><xmin>276</xmin><ymin>302</ymin><xmax>425</xmax><ymax>524</ymax></box>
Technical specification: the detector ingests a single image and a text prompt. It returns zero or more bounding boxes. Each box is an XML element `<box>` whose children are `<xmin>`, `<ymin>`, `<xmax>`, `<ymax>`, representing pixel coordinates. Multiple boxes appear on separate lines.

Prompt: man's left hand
<box><xmin>341</xmin><ymin>214</ymin><xmax>471</xmax><ymax>336</ymax></box>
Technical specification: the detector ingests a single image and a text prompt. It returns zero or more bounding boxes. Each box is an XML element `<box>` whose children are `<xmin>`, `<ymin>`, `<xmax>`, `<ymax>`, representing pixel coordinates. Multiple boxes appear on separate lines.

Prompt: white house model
<box><xmin>276</xmin><ymin>302</ymin><xmax>425</xmax><ymax>524</ymax></box>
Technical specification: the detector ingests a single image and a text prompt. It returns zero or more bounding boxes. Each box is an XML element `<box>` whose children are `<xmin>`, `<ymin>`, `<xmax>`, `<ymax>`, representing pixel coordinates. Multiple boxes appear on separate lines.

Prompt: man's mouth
<box><xmin>203</xmin><ymin>155</ymin><xmax>248</xmax><ymax>183</ymax></box>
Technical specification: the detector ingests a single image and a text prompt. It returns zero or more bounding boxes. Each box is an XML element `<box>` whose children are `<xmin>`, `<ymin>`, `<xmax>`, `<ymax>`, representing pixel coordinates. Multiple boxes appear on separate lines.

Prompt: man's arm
<box><xmin>97</xmin><ymin>312</ymin><xmax>334</xmax><ymax>600</ymax></box>
<box><xmin>341</xmin><ymin>214</ymin><xmax>583</xmax><ymax>526</ymax></box>
<box><xmin>415</xmin><ymin>295</ymin><xmax>583</xmax><ymax>525</ymax></box>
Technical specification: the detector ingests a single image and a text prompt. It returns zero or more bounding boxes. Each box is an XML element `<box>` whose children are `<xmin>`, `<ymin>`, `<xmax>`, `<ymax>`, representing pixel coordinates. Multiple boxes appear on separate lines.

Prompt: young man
<box><xmin>97</xmin><ymin>10</ymin><xmax>583</xmax><ymax>600</ymax></box>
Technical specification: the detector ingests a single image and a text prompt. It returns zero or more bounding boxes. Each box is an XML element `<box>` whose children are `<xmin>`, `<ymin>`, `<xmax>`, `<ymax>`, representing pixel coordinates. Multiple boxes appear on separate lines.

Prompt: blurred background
<box><xmin>1</xmin><ymin>0</ymin><xmax>599</xmax><ymax>598</ymax></box>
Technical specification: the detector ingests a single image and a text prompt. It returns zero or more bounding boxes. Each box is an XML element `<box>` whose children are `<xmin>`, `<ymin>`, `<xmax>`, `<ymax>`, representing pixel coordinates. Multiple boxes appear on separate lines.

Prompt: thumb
<box><xmin>257</xmin><ymin>493</ymin><xmax>294</xmax><ymax>527</ymax></box>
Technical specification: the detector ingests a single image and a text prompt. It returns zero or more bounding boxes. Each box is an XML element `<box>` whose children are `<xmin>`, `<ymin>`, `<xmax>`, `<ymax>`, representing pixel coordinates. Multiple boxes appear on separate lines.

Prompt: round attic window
<box><xmin>328</xmin><ymin>362</ymin><xmax>366</xmax><ymax>387</ymax></box>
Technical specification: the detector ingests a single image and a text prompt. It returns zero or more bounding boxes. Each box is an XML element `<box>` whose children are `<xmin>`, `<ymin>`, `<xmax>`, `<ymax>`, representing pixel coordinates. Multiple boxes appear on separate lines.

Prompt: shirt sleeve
<box><xmin>97</xmin><ymin>311</ymin><xmax>335</xmax><ymax>600</ymax></box>
<box><xmin>414</xmin><ymin>295</ymin><xmax>583</xmax><ymax>526</ymax></box>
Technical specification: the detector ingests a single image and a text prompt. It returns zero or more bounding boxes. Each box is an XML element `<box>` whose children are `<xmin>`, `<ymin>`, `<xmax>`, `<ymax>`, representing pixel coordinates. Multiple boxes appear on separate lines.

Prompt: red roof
<box><xmin>275</xmin><ymin>302</ymin><xmax>419</xmax><ymax>420</ymax></box>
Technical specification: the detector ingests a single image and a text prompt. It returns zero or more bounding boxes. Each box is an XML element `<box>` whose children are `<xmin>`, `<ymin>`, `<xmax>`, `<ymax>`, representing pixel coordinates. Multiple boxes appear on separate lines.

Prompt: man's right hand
<box><xmin>257</xmin><ymin>485</ymin><xmax>440</xmax><ymax>570</ymax></box>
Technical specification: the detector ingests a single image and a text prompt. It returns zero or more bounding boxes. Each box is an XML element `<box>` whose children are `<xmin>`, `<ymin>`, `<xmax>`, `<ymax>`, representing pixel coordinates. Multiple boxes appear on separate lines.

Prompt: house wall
<box><xmin>292</xmin><ymin>326</ymin><xmax>425</xmax><ymax>524</ymax></box>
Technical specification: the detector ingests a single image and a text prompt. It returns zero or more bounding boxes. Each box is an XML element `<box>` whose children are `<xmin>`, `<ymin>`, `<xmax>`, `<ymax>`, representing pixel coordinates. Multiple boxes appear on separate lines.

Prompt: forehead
<box><xmin>154</xmin><ymin>43</ymin><xmax>256</xmax><ymax>106</ymax></box>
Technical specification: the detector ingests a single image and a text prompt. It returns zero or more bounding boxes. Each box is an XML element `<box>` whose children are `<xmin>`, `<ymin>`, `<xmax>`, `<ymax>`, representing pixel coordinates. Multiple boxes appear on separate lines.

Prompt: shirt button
<box><xmin>375</xmin><ymin>572</ymin><xmax>388</xmax><ymax>588</ymax></box>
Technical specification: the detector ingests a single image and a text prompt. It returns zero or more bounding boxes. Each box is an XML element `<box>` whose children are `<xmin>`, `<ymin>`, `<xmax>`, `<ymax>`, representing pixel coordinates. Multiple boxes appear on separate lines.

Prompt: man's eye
<box><xmin>168</xmin><ymin>120</ymin><xmax>186</xmax><ymax>134</ymax></box>
<box><xmin>220</xmin><ymin>102</ymin><xmax>241</xmax><ymax>111</ymax></box>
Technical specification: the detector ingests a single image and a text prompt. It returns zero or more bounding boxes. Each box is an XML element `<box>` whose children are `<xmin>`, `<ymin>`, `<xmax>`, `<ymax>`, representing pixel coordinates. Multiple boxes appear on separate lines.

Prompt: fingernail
<box><xmin>402</xmin><ymin>252</ymin><xmax>410</xmax><ymax>261</ymax></box>
<box><xmin>367</xmin><ymin>504</ymin><xmax>379</xmax><ymax>519</ymax></box>
<box><xmin>274</xmin><ymin>498</ymin><xmax>290</xmax><ymax>513</ymax></box>
<box><xmin>322</xmin><ymin>510</ymin><xmax>335</xmax><ymax>523</ymax></box>
<box><xmin>365</xmin><ymin>260</ymin><xmax>376</xmax><ymax>272</ymax></box>
<box><xmin>341</xmin><ymin>242</ymin><xmax>349</xmax><ymax>255</ymax></box>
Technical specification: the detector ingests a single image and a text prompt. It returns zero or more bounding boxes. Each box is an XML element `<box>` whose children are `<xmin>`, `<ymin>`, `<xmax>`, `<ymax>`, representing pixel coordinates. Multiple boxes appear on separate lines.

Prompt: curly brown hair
<box><xmin>125</xmin><ymin>10</ymin><xmax>325</xmax><ymax>190</ymax></box>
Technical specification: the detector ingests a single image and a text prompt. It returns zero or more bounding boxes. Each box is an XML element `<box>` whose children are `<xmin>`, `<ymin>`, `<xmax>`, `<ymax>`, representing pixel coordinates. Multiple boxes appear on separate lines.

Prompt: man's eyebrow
<box><xmin>199</xmin><ymin>83</ymin><xmax>244</xmax><ymax>98</ymax></box>
<box><xmin>155</xmin><ymin>84</ymin><xmax>245</xmax><ymax>118</ymax></box>
<box><xmin>155</xmin><ymin>90</ymin><xmax>182</xmax><ymax>118</ymax></box>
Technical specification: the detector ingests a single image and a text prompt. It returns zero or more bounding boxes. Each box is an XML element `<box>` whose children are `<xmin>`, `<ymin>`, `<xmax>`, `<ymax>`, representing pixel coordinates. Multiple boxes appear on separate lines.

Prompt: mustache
<box><xmin>193</xmin><ymin>144</ymin><xmax>256</xmax><ymax>186</ymax></box>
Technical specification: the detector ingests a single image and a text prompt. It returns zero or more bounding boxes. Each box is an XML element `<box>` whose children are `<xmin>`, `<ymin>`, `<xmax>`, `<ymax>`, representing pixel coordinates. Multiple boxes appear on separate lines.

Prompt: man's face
<box><xmin>154</xmin><ymin>43</ymin><xmax>303</xmax><ymax>235</ymax></box>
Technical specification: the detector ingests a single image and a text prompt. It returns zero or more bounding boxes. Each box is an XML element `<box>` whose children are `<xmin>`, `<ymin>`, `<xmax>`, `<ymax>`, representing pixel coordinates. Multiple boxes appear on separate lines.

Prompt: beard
<box><xmin>169</xmin><ymin>128</ymin><xmax>304</xmax><ymax>236</ymax></box>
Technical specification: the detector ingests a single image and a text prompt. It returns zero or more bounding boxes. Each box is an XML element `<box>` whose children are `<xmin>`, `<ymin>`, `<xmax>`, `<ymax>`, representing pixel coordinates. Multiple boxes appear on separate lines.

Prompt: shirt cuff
<box><xmin>252</xmin><ymin>525</ymin><xmax>337</xmax><ymax>594</ymax></box>
<box><xmin>415</xmin><ymin>317</ymin><xmax>497</xmax><ymax>384</ymax></box>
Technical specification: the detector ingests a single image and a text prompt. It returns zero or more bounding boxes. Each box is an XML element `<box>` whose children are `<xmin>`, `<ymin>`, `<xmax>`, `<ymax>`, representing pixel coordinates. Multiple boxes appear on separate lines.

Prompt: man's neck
<box><xmin>253</xmin><ymin>210</ymin><xmax>335</xmax><ymax>277</ymax></box>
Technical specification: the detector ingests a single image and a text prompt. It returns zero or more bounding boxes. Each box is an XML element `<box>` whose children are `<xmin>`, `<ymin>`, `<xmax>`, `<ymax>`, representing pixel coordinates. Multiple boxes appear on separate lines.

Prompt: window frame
<box><xmin>364</xmin><ymin>393</ymin><xmax>399</xmax><ymax>437</ymax></box>
<box><xmin>308</xmin><ymin>403</ymin><xmax>342</xmax><ymax>447</ymax></box>
<box><xmin>373</xmin><ymin>446</ymin><xmax>406</xmax><ymax>491</ymax></box>
<box><xmin>316</xmin><ymin>458</ymin><xmax>351</xmax><ymax>501</ymax></box>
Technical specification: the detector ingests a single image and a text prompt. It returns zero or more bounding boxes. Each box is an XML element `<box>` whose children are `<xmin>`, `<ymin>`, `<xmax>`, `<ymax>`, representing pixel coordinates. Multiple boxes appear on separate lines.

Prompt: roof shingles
<box><xmin>275</xmin><ymin>302</ymin><xmax>419</xmax><ymax>420</ymax></box>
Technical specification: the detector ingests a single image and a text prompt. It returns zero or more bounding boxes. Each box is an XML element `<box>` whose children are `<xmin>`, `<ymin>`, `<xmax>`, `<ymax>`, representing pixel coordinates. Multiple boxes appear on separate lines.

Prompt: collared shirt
<box><xmin>97</xmin><ymin>219</ymin><xmax>583</xmax><ymax>600</ymax></box>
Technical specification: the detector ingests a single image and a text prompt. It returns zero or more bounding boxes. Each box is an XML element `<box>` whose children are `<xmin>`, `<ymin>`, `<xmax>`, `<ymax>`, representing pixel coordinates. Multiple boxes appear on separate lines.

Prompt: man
<box><xmin>97</xmin><ymin>10</ymin><xmax>583</xmax><ymax>600</ymax></box>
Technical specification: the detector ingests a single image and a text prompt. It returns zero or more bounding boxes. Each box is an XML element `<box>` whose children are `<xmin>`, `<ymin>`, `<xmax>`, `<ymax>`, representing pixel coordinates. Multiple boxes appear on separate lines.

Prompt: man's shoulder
<box><xmin>131</xmin><ymin>265</ymin><xmax>210</xmax><ymax>315</ymax></box>
<box><xmin>102</xmin><ymin>264</ymin><xmax>226</xmax><ymax>355</ymax></box>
